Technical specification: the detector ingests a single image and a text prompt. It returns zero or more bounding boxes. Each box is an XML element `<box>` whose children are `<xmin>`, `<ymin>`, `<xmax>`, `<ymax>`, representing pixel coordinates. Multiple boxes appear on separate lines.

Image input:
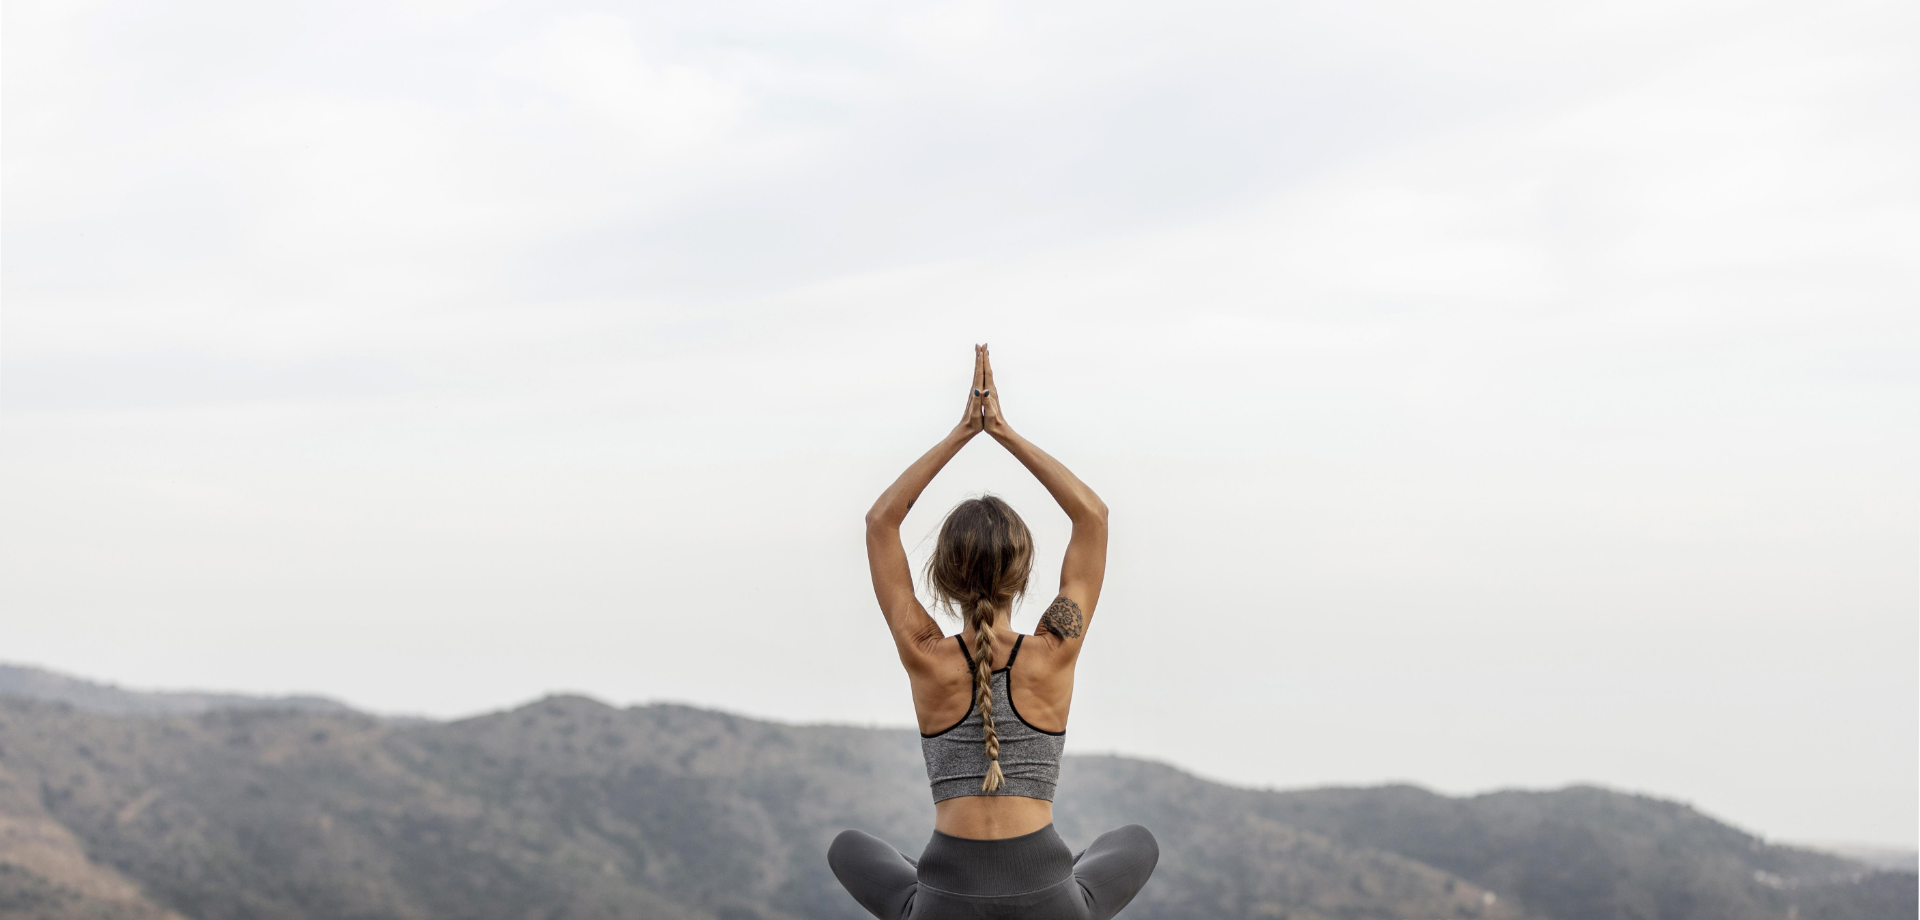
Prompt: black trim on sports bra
<box><xmin>923</xmin><ymin>636</ymin><xmax>978</xmax><ymax>738</ymax></box>
<box><xmin>1002</xmin><ymin>634</ymin><xmax>1065</xmax><ymax>736</ymax></box>
<box><xmin>921</xmin><ymin>702</ymin><xmax>974</xmax><ymax>739</ymax></box>
<box><xmin>922</xmin><ymin>632</ymin><xmax>1065</xmax><ymax>738</ymax></box>
<box><xmin>954</xmin><ymin>632</ymin><xmax>1020</xmax><ymax>674</ymax></box>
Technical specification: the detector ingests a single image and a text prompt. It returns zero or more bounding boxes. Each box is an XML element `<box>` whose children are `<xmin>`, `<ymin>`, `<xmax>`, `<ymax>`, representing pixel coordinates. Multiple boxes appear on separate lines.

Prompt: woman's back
<box><xmin>909</xmin><ymin>626</ymin><xmax>1073</xmax><ymax>737</ymax></box>
<box><xmin>904</xmin><ymin>616</ymin><xmax>1081</xmax><ymax>839</ymax></box>
<box><xmin>920</xmin><ymin>633</ymin><xmax>1067</xmax><ymax>822</ymax></box>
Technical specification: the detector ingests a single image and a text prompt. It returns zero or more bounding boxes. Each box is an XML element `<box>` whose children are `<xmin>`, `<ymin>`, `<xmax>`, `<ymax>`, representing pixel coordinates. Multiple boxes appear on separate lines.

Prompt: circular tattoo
<box><xmin>1039</xmin><ymin>596</ymin><xmax>1084</xmax><ymax>639</ymax></box>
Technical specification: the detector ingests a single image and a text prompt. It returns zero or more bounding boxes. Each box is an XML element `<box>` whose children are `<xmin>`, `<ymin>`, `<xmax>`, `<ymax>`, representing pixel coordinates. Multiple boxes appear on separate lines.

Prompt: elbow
<box><xmin>1083</xmin><ymin>498</ymin><xmax>1109</xmax><ymax>526</ymax></box>
<box><xmin>864</xmin><ymin>507</ymin><xmax>898</xmax><ymax>532</ymax></box>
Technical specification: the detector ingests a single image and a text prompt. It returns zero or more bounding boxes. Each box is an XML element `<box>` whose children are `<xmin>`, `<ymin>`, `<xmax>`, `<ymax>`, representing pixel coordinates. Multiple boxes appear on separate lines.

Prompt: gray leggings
<box><xmin>828</xmin><ymin>824</ymin><xmax>1157</xmax><ymax>920</ymax></box>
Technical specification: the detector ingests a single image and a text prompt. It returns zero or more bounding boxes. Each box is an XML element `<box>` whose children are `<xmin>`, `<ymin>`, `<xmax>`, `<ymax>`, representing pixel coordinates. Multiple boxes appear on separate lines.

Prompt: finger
<box><xmin>964</xmin><ymin>346</ymin><xmax>986</xmax><ymax>428</ymax></box>
<box><xmin>982</xmin><ymin>344</ymin><xmax>996</xmax><ymax>394</ymax></box>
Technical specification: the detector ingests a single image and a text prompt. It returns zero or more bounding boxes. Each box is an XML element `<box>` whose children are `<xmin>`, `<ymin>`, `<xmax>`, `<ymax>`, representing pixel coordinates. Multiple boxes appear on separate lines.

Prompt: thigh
<box><xmin>829</xmin><ymin>830</ymin><xmax>919</xmax><ymax>920</ymax></box>
<box><xmin>1072</xmin><ymin>825</ymin><xmax>1159</xmax><ymax>920</ymax></box>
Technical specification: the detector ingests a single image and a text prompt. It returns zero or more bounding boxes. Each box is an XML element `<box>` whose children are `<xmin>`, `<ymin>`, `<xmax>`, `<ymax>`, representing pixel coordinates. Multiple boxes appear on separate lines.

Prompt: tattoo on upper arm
<box><xmin>1039</xmin><ymin>596</ymin><xmax>1084</xmax><ymax>639</ymax></box>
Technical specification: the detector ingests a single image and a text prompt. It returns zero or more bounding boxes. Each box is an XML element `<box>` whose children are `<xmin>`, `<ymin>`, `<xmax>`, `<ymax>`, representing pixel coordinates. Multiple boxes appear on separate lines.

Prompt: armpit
<box><xmin>902</xmin><ymin>618</ymin><xmax>949</xmax><ymax>655</ymax></box>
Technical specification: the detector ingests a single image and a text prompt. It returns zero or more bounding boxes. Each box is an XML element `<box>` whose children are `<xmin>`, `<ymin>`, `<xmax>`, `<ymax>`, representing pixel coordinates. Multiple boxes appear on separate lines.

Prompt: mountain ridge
<box><xmin>0</xmin><ymin>664</ymin><xmax>356</xmax><ymax>718</ymax></box>
<box><xmin>0</xmin><ymin>671</ymin><xmax>1911</xmax><ymax>920</ymax></box>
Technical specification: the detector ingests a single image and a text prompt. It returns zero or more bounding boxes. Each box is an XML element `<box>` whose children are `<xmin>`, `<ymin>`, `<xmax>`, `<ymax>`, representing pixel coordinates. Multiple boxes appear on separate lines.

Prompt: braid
<box><xmin>926</xmin><ymin>495</ymin><xmax>1032</xmax><ymax>794</ymax></box>
<box><xmin>969</xmin><ymin>598</ymin><xmax>1005</xmax><ymax>792</ymax></box>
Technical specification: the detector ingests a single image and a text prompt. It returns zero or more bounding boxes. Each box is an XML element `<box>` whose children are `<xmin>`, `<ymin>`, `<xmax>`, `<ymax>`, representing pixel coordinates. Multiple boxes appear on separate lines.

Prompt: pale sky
<box><xmin>3</xmin><ymin>0</ymin><xmax>1915</xmax><ymax>848</ymax></box>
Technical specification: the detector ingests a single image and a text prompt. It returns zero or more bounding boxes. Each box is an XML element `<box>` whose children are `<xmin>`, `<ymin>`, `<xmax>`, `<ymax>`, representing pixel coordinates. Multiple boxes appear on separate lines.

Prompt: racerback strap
<box><xmin>955</xmin><ymin>632</ymin><xmax>1027</xmax><ymax>671</ymax></box>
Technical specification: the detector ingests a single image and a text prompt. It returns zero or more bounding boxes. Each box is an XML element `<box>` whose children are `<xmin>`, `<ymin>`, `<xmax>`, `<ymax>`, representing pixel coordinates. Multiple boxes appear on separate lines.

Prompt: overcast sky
<box><xmin>4</xmin><ymin>0</ymin><xmax>1915</xmax><ymax>848</ymax></box>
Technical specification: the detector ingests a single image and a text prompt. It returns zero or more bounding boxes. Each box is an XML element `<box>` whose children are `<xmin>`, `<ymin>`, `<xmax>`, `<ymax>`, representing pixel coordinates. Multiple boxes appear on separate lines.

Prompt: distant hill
<box><xmin>0</xmin><ymin>664</ymin><xmax>354</xmax><ymax>717</ymax></box>
<box><xmin>1062</xmin><ymin>764</ymin><xmax>1907</xmax><ymax>920</ymax></box>
<box><xmin>1812</xmin><ymin>847</ymin><xmax>1919</xmax><ymax>875</ymax></box>
<box><xmin>0</xmin><ymin>685</ymin><xmax>1909</xmax><ymax>920</ymax></box>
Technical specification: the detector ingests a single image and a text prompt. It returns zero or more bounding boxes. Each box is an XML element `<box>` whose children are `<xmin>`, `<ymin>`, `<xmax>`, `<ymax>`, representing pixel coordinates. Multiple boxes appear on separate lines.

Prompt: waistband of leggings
<box><xmin>916</xmin><ymin>823</ymin><xmax>1075</xmax><ymax>895</ymax></box>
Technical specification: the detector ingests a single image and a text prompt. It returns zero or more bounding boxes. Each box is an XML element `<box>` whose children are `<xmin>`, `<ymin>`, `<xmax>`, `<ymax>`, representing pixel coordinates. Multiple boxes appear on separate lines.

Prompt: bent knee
<box><xmin>828</xmin><ymin>829</ymin><xmax>872</xmax><ymax>869</ymax></box>
<box><xmin>1115</xmin><ymin>824</ymin><xmax>1158</xmax><ymax>861</ymax></box>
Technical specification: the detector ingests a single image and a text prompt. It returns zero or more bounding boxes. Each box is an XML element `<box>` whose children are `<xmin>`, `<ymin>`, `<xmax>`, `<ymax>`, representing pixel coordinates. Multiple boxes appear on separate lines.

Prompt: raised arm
<box><xmin>865</xmin><ymin>346</ymin><xmax>993</xmax><ymax>661</ymax></box>
<box><xmin>975</xmin><ymin>347</ymin><xmax>1108</xmax><ymax>653</ymax></box>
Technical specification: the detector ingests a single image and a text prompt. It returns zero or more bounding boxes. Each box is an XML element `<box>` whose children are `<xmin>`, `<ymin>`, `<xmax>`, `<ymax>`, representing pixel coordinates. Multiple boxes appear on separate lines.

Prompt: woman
<box><xmin>829</xmin><ymin>345</ymin><xmax>1158</xmax><ymax>919</ymax></box>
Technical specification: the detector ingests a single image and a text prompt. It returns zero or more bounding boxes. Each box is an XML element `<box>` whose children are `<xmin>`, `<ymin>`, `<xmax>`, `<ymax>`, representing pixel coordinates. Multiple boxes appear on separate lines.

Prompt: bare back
<box><xmin>902</xmin><ymin>621</ymin><xmax>1079</xmax><ymax>839</ymax></box>
<box><xmin>908</xmin><ymin>625</ymin><xmax>1075</xmax><ymax>737</ymax></box>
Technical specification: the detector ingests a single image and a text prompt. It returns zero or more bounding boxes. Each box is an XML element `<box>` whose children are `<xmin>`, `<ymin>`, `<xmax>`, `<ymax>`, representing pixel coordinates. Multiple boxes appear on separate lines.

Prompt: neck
<box><xmin>970</xmin><ymin>607</ymin><xmax>1012</xmax><ymax>633</ymax></box>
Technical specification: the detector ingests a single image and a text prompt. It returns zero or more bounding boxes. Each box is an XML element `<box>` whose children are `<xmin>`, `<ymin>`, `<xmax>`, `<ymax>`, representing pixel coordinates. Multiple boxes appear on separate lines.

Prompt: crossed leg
<box><xmin>828</xmin><ymin>830</ymin><xmax>919</xmax><ymax>920</ymax></box>
<box><xmin>1071</xmin><ymin>825</ymin><xmax>1159</xmax><ymax>920</ymax></box>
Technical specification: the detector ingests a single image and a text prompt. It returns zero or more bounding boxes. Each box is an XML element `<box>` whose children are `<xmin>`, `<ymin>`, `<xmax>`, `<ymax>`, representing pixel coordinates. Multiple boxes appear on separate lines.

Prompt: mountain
<box><xmin>0</xmin><ymin>679</ymin><xmax>1910</xmax><ymax>920</ymax></box>
<box><xmin>1061</xmin><ymin>763</ymin><xmax>1906</xmax><ymax>920</ymax></box>
<box><xmin>0</xmin><ymin>665</ymin><xmax>354</xmax><ymax>718</ymax></box>
<box><xmin>1811</xmin><ymin>848</ymin><xmax>1918</xmax><ymax>875</ymax></box>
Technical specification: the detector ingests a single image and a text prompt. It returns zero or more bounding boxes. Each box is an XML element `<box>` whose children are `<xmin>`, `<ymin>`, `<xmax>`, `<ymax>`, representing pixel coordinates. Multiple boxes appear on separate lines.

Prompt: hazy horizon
<box><xmin>4</xmin><ymin>0</ymin><xmax>1915</xmax><ymax>850</ymax></box>
<box><xmin>5</xmin><ymin>654</ymin><xmax>1914</xmax><ymax>861</ymax></box>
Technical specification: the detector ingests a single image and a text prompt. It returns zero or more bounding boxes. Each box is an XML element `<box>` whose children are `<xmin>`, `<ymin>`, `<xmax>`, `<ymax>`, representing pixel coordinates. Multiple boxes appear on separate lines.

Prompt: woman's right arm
<box><xmin>975</xmin><ymin>347</ymin><xmax>1108</xmax><ymax>653</ymax></box>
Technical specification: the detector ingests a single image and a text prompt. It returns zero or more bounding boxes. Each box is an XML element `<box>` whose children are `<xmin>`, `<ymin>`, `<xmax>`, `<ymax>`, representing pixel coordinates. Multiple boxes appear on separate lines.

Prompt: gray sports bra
<box><xmin>919</xmin><ymin>634</ymin><xmax>1067</xmax><ymax>803</ymax></box>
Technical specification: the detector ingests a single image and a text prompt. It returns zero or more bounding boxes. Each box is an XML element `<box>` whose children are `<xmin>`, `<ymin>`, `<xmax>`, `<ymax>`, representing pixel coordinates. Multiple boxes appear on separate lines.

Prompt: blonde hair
<box><xmin>925</xmin><ymin>495</ymin><xmax>1033</xmax><ymax>792</ymax></box>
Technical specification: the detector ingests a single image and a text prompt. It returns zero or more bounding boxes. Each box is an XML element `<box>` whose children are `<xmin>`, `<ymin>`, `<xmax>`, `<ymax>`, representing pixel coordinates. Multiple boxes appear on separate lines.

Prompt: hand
<box><xmin>978</xmin><ymin>344</ymin><xmax>1010</xmax><ymax>438</ymax></box>
<box><xmin>957</xmin><ymin>345</ymin><xmax>988</xmax><ymax>435</ymax></box>
<box><xmin>956</xmin><ymin>344</ymin><xmax>1011</xmax><ymax>438</ymax></box>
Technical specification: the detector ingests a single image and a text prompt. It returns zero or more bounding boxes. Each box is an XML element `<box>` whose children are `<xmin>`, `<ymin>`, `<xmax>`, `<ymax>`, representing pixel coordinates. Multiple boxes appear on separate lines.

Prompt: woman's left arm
<box><xmin>972</xmin><ymin>347</ymin><xmax>1107</xmax><ymax>654</ymax></box>
<box><xmin>864</xmin><ymin>347</ymin><xmax>991</xmax><ymax>661</ymax></box>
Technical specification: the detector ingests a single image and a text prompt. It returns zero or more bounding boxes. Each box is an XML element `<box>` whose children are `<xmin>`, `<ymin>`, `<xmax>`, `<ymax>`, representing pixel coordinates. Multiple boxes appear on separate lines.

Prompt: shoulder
<box><xmin>1013</xmin><ymin>630</ymin><xmax>1076</xmax><ymax>678</ymax></box>
<box><xmin>899</xmin><ymin>628</ymin><xmax>965</xmax><ymax>674</ymax></box>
